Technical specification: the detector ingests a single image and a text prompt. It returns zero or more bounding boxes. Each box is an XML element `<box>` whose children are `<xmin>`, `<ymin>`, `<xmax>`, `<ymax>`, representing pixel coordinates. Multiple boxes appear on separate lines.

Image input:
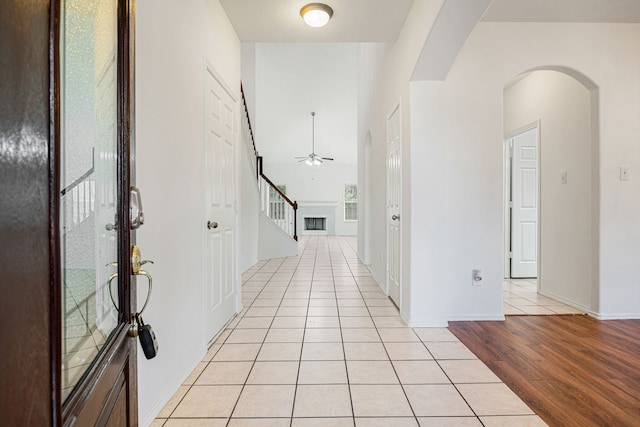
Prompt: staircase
<box><xmin>241</xmin><ymin>85</ymin><xmax>298</xmax><ymax>242</ymax></box>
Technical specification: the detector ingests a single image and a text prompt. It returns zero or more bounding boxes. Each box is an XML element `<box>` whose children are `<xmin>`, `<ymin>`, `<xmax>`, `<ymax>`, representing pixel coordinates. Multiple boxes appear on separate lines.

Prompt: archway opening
<box><xmin>502</xmin><ymin>68</ymin><xmax>599</xmax><ymax>315</ymax></box>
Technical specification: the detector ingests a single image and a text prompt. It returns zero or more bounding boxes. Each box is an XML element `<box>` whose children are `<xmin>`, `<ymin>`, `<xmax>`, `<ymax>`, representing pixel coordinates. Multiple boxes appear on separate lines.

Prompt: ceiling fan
<box><xmin>295</xmin><ymin>112</ymin><xmax>334</xmax><ymax>166</ymax></box>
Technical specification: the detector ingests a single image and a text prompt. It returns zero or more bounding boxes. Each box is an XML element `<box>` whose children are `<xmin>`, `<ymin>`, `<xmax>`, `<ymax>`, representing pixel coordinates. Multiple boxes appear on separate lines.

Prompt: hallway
<box><xmin>153</xmin><ymin>236</ymin><xmax>545</xmax><ymax>426</ymax></box>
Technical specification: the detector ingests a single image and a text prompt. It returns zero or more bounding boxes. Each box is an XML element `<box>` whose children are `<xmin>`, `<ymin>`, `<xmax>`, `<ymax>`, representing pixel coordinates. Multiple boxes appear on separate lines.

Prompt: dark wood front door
<box><xmin>58</xmin><ymin>0</ymin><xmax>138</xmax><ymax>425</ymax></box>
<box><xmin>0</xmin><ymin>0</ymin><xmax>138</xmax><ymax>425</ymax></box>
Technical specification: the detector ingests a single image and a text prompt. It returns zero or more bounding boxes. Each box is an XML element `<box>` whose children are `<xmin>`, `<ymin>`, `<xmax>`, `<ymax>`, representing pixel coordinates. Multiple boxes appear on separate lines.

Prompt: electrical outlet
<box><xmin>561</xmin><ymin>172</ymin><xmax>567</xmax><ymax>184</ymax></box>
<box><xmin>472</xmin><ymin>269</ymin><xmax>483</xmax><ymax>286</ymax></box>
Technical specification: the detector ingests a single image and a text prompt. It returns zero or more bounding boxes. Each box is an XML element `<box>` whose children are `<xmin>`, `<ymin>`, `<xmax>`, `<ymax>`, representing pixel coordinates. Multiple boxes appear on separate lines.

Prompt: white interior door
<box><xmin>510</xmin><ymin>126</ymin><xmax>538</xmax><ymax>278</ymax></box>
<box><xmin>204</xmin><ymin>65</ymin><xmax>237</xmax><ymax>343</ymax></box>
<box><xmin>387</xmin><ymin>105</ymin><xmax>401</xmax><ymax>306</ymax></box>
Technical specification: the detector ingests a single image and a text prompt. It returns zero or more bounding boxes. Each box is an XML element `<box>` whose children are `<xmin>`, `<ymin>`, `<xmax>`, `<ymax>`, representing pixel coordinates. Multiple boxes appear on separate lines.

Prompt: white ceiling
<box><xmin>483</xmin><ymin>0</ymin><xmax>640</xmax><ymax>23</ymax></box>
<box><xmin>220</xmin><ymin>0</ymin><xmax>640</xmax><ymax>44</ymax></box>
<box><xmin>219</xmin><ymin>0</ymin><xmax>415</xmax><ymax>42</ymax></box>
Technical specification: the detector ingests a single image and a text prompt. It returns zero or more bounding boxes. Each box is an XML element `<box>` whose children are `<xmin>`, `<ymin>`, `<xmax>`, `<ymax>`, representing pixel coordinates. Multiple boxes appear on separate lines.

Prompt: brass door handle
<box><xmin>207</xmin><ymin>221</ymin><xmax>219</xmax><ymax>229</ymax></box>
<box><xmin>107</xmin><ymin>245</ymin><xmax>153</xmax><ymax>332</ymax></box>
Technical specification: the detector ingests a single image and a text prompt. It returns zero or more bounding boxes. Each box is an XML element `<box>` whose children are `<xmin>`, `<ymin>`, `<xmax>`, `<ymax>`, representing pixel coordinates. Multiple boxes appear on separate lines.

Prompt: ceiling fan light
<box><xmin>300</xmin><ymin>3</ymin><xmax>333</xmax><ymax>28</ymax></box>
<box><xmin>305</xmin><ymin>157</ymin><xmax>313</xmax><ymax>166</ymax></box>
<box><xmin>312</xmin><ymin>157</ymin><xmax>322</xmax><ymax>166</ymax></box>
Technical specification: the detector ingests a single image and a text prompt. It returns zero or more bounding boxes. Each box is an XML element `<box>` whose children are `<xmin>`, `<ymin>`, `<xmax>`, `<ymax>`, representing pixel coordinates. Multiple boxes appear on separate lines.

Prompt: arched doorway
<box><xmin>503</xmin><ymin>68</ymin><xmax>599</xmax><ymax>315</ymax></box>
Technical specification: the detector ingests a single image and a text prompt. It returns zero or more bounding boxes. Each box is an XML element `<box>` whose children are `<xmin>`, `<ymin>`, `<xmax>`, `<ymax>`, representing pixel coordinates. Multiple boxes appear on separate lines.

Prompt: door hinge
<box><xmin>509</xmin><ymin>251</ymin><xmax>513</xmax><ymax>258</ymax></box>
<box><xmin>509</xmin><ymin>201</ymin><xmax>513</xmax><ymax>208</ymax></box>
<box><xmin>509</xmin><ymin>140</ymin><xmax>514</xmax><ymax>158</ymax></box>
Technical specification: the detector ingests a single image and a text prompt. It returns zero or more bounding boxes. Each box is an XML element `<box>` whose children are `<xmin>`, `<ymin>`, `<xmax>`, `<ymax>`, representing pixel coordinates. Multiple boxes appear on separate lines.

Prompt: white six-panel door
<box><xmin>387</xmin><ymin>105</ymin><xmax>401</xmax><ymax>306</ymax></box>
<box><xmin>510</xmin><ymin>126</ymin><xmax>538</xmax><ymax>278</ymax></box>
<box><xmin>204</xmin><ymin>65</ymin><xmax>237</xmax><ymax>344</ymax></box>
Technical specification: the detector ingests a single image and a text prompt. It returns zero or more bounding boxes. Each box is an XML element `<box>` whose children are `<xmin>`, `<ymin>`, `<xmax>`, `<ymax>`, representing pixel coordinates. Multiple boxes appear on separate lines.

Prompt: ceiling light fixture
<box><xmin>300</xmin><ymin>3</ymin><xmax>334</xmax><ymax>28</ymax></box>
<box><xmin>294</xmin><ymin>112</ymin><xmax>334</xmax><ymax>166</ymax></box>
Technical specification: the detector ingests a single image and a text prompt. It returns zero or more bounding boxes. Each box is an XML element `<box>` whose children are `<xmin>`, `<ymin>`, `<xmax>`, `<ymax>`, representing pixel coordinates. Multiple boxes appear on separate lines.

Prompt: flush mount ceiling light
<box><xmin>300</xmin><ymin>3</ymin><xmax>334</xmax><ymax>28</ymax></box>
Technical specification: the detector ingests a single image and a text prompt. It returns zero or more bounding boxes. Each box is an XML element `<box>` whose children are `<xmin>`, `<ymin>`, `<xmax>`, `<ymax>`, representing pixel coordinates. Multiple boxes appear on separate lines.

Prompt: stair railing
<box><xmin>240</xmin><ymin>84</ymin><xmax>258</xmax><ymax>178</ymax></box>
<box><xmin>258</xmin><ymin>157</ymin><xmax>298</xmax><ymax>241</ymax></box>
<box><xmin>241</xmin><ymin>84</ymin><xmax>298</xmax><ymax>241</ymax></box>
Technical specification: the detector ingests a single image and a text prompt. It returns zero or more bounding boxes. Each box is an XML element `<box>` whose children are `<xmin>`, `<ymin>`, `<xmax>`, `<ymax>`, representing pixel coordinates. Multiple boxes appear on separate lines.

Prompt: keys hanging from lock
<box><xmin>136</xmin><ymin>312</ymin><xmax>158</xmax><ymax>360</ymax></box>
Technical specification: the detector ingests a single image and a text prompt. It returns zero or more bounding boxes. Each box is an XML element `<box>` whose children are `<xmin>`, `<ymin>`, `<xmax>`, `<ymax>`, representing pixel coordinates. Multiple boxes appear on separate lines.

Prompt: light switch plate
<box><xmin>561</xmin><ymin>172</ymin><xmax>567</xmax><ymax>184</ymax></box>
<box><xmin>620</xmin><ymin>166</ymin><xmax>630</xmax><ymax>181</ymax></box>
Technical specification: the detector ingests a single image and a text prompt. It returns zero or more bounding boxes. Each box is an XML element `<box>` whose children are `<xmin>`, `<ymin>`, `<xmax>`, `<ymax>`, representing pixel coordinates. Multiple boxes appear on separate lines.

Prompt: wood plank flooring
<box><xmin>449</xmin><ymin>315</ymin><xmax>640</xmax><ymax>427</ymax></box>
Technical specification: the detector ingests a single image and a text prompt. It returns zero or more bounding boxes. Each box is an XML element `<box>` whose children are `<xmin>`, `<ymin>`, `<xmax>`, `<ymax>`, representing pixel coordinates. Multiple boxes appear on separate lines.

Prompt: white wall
<box><xmin>358</xmin><ymin>0</ymin><xmax>447</xmax><ymax>320</ymax></box>
<box><xmin>504</xmin><ymin>70</ymin><xmax>594</xmax><ymax>311</ymax></box>
<box><xmin>135</xmin><ymin>0</ymin><xmax>241</xmax><ymax>424</ymax></box>
<box><xmin>357</xmin><ymin>44</ymin><xmax>390</xmax><ymax>264</ymax></box>
<box><xmin>255</xmin><ymin>43</ymin><xmax>358</xmax><ymax>165</ymax></box>
<box><xmin>238</xmin><ymin>125</ymin><xmax>260</xmax><ymax>273</ymax></box>
<box><xmin>241</xmin><ymin>43</ymin><xmax>257</xmax><ymax>125</ymax></box>
<box><xmin>257</xmin><ymin>212</ymin><xmax>298</xmax><ymax>259</ymax></box>
<box><xmin>409</xmin><ymin>22</ymin><xmax>640</xmax><ymax>323</ymax></box>
<box><xmin>408</xmin><ymin>81</ymin><xmax>452</xmax><ymax>325</ymax></box>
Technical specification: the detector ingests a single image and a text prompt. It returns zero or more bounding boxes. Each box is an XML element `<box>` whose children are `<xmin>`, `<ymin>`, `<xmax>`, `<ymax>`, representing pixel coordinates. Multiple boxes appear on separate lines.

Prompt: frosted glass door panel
<box><xmin>60</xmin><ymin>0</ymin><xmax>118</xmax><ymax>402</ymax></box>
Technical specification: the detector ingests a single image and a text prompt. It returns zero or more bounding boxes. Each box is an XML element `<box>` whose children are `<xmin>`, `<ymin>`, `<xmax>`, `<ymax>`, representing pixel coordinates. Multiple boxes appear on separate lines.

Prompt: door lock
<box><xmin>130</xmin><ymin>186</ymin><xmax>145</xmax><ymax>230</ymax></box>
<box><xmin>207</xmin><ymin>221</ymin><xmax>219</xmax><ymax>229</ymax></box>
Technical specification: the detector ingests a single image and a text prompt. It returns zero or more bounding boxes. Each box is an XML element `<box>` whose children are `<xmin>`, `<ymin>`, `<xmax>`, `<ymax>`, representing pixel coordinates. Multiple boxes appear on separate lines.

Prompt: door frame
<box><xmin>503</xmin><ymin>121</ymin><xmax>541</xmax><ymax>282</ymax></box>
<box><xmin>386</xmin><ymin>102</ymin><xmax>402</xmax><ymax>307</ymax></box>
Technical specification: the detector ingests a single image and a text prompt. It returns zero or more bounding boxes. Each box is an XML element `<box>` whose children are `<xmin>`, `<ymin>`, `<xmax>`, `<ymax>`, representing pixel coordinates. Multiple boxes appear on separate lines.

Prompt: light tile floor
<box><xmin>503</xmin><ymin>279</ymin><xmax>586</xmax><ymax>315</ymax></box>
<box><xmin>154</xmin><ymin>236</ymin><xmax>547</xmax><ymax>426</ymax></box>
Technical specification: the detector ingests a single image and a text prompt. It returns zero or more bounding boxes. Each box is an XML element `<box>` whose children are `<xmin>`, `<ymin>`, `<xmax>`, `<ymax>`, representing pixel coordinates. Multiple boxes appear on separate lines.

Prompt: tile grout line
<box><xmin>330</xmin><ymin>236</ymin><xmax>357</xmax><ymax>425</ymax></box>
<box><xmin>224</xmin><ymin>256</ymin><xmax>287</xmax><ymax>426</ymax></box>
<box><xmin>289</xmin><ymin>235</ymin><xmax>314</xmax><ymax>425</ymax></box>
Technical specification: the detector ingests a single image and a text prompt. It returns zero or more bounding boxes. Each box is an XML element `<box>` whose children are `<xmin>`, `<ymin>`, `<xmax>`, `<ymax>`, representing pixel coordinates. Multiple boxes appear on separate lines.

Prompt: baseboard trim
<box><xmin>591</xmin><ymin>312</ymin><xmax>640</xmax><ymax>320</ymax></box>
<box><xmin>407</xmin><ymin>319</ymin><xmax>451</xmax><ymax>328</ymax></box>
<box><xmin>445</xmin><ymin>315</ymin><xmax>506</xmax><ymax>322</ymax></box>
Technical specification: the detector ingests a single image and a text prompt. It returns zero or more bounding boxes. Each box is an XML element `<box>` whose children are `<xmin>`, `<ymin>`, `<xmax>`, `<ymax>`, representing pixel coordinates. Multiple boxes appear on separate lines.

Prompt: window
<box><xmin>344</xmin><ymin>184</ymin><xmax>357</xmax><ymax>221</ymax></box>
<box><xmin>269</xmin><ymin>185</ymin><xmax>286</xmax><ymax>221</ymax></box>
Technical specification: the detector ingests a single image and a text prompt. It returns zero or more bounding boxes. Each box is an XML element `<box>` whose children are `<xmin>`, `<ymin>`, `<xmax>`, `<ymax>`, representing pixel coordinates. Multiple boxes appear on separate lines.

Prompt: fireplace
<box><xmin>304</xmin><ymin>217</ymin><xmax>326</xmax><ymax>231</ymax></box>
<box><xmin>298</xmin><ymin>203</ymin><xmax>335</xmax><ymax>236</ymax></box>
